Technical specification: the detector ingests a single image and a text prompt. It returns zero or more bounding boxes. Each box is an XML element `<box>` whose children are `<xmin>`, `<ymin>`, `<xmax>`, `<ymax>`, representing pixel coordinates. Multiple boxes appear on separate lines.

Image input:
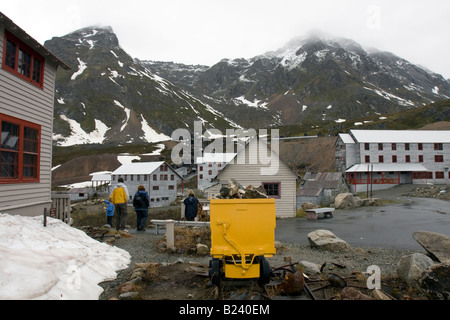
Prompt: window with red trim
<box><xmin>1</xmin><ymin>113</ymin><xmax>40</xmax><ymax>183</ymax></box>
<box><xmin>2</xmin><ymin>31</ymin><xmax>45</xmax><ymax>88</ymax></box>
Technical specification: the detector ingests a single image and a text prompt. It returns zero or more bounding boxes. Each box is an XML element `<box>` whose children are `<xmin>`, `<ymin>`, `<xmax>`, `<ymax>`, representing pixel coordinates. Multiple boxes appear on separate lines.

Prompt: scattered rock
<box><xmin>118</xmin><ymin>291</ymin><xmax>140</xmax><ymax>300</ymax></box>
<box><xmin>297</xmin><ymin>260</ymin><xmax>321</xmax><ymax>273</ymax></box>
<box><xmin>397</xmin><ymin>253</ymin><xmax>435</xmax><ymax>289</ymax></box>
<box><xmin>413</xmin><ymin>231</ymin><xmax>450</xmax><ymax>263</ymax></box>
<box><xmin>419</xmin><ymin>261</ymin><xmax>450</xmax><ymax>300</ymax></box>
<box><xmin>372</xmin><ymin>288</ymin><xmax>392</xmax><ymax>300</ymax></box>
<box><xmin>334</xmin><ymin>193</ymin><xmax>383</xmax><ymax>209</ymax></box>
<box><xmin>196</xmin><ymin>243</ymin><xmax>209</xmax><ymax>255</ymax></box>
<box><xmin>307</xmin><ymin>229</ymin><xmax>353</xmax><ymax>252</ymax></box>
<box><xmin>403</xmin><ymin>185</ymin><xmax>450</xmax><ymax>201</ymax></box>
<box><xmin>341</xmin><ymin>287</ymin><xmax>373</xmax><ymax>300</ymax></box>
<box><xmin>360</xmin><ymin>198</ymin><xmax>382</xmax><ymax>206</ymax></box>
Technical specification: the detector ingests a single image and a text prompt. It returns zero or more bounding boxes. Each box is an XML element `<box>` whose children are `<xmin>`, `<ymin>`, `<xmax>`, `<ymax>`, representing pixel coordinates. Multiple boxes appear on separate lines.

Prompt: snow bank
<box><xmin>0</xmin><ymin>214</ymin><xmax>130</xmax><ymax>300</ymax></box>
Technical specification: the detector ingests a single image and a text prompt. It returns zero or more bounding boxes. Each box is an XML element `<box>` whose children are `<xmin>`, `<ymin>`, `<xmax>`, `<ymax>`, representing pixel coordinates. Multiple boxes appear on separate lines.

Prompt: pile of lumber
<box><xmin>212</xmin><ymin>178</ymin><xmax>268</xmax><ymax>199</ymax></box>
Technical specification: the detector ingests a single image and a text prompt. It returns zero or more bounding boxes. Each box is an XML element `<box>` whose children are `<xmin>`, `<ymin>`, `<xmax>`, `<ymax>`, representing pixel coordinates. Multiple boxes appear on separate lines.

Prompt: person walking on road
<box><xmin>133</xmin><ymin>185</ymin><xmax>150</xmax><ymax>231</ymax></box>
<box><xmin>110</xmin><ymin>177</ymin><xmax>129</xmax><ymax>231</ymax></box>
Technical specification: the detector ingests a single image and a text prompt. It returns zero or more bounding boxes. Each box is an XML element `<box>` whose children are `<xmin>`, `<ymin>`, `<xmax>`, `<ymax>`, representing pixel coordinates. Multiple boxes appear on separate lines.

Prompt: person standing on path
<box><xmin>133</xmin><ymin>185</ymin><xmax>150</xmax><ymax>231</ymax></box>
<box><xmin>109</xmin><ymin>177</ymin><xmax>129</xmax><ymax>231</ymax></box>
<box><xmin>104</xmin><ymin>199</ymin><xmax>114</xmax><ymax>227</ymax></box>
<box><xmin>183</xmin><ymin>190</ymin><xmax>199</xmax><ymax>221</ymax></box>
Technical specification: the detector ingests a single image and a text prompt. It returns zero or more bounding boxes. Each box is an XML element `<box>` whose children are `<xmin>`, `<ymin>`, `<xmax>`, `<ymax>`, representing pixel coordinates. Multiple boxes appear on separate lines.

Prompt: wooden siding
<box><xmin>206</xmin><ymin>139</ymin><xmax>298</xmax><ymax>218</ymax></box>
<box><xmin>0</xmin><ymin>25</ymin><xmax>58</xmax><ymax>216</ymax></box>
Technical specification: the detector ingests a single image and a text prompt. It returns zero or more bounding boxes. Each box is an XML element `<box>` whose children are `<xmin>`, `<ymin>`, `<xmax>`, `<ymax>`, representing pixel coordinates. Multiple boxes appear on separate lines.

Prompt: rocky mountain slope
<box><xmin>184</xmin><ymin>35</ymin><xmax>450</xmax><ymax>129</ymax></box>
<box><xmin>44</xmin><ymin>27</ymin><xmax>243</xmax><ymax>147</ymax></box>
<box><xmin>46</xmin><ymin>27</ymin><xmax>450</xmax><ymax>147</ymax></box>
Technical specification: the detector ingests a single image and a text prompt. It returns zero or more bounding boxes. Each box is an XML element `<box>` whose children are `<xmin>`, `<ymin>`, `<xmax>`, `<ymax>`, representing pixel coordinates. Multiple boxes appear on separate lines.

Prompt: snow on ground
<box><xmin>0</xmin><ymin>214</ymin><xmax>130</xmax><ymax>300</ymax></box>
<box><xmin>117</xmin><ymin>154</ymin><xmax>141</xmax><ymax>164</ymax></box>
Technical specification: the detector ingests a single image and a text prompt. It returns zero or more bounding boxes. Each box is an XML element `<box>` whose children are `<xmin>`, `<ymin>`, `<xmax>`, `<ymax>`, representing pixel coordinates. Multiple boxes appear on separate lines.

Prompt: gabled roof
<box><xmin>297</xmin><ymin>172</ymin><xmax>344</xmax><ymax>196</ymax></box>
<box><xmin>112</xmin><ymin>161</ymin><xmax>183</xmax><ymax>180</ymax></box>
<box><xmin>0</xmin><ymin>11</ymin><xmax>70</xmax><ymax>70</ymax></box>
<box><xmin>338</xmin><ymin>133</ymin><xmax>355</xmax><ymax>144</ymax></box>
<box><xmin>214</xmin><ymin>136</ymin><xmax>300</xmax><ymax>180</ymax></box>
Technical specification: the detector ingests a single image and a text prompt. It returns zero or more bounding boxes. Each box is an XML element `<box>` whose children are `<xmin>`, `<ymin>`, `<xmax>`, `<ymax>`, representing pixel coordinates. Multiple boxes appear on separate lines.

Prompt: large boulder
<box><xmin>307</xmin><ymin>229</ymin><xmax>353</xmax><ymax>252</ymax></box>
<box><xmin>413</xmin><ymin>231</ymin><xmax>450</xmax><ymax>262</ymax></box>
<box><xmin>397</xmin><ymin>253</ymin><xmax>435</xmax><ymax>289</ymax></box>
<box><xmin>334</xmin><ymin>193</ymin><xmax>361</xmax><ymax>209</ymax></box>
<box><xmin>419</xmin><ymin>261</ymin><xmax>450</xmax><ymax>300</ymax></box>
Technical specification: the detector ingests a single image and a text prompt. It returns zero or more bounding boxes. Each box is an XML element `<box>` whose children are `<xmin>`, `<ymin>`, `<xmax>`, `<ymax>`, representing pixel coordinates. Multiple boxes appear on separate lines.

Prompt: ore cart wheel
<box><xmin>258</xmin><ymin>256</ymin><xmax>272</xmax><ymax>287</ymax></box>
<box><xmin>209</xmin><ymin>258</ymin><xmax>222</xmax><ymax>287</ymax></box>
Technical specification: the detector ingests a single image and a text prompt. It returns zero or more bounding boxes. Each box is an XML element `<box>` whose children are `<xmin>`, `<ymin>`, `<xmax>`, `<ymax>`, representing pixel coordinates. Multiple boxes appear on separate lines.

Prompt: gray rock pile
<box><xmin>334</xmin><ymin>193</ymin><xmax>382</xmax><ymax>209</ymax></box>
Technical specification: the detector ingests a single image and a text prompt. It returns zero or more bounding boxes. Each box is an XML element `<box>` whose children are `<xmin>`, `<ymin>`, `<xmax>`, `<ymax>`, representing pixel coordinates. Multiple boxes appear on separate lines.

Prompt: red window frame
<box><xmin>435</xmin><ymin>155</ymin><xmax>444</xmax><ymax>162</ymax></box>
<box><xmin>1</xmin><ymin>113</ymin><xmax>41</xmax><ymax>183</ymax></box>
<box><xmin>392</xmin><ymin>155</ymin><xmax>397</xmax><ymax>163</ymax></box>
<box><xmin>2</xmin><ymin>31</ymin><xmax>45</xmax><ymax>89</ymax></box>
<box><xmin>435</xmin><ymin>172</ymin><xmax>444</xmax><ymax>179</ymax></box>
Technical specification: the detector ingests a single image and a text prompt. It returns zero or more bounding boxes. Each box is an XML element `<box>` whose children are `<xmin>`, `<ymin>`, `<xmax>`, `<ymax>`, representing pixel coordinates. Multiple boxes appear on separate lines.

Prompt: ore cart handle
<box><xmin>217</xmin><ymin>221</ymin><xmax>252</xmax><ymax>270</ymax></box>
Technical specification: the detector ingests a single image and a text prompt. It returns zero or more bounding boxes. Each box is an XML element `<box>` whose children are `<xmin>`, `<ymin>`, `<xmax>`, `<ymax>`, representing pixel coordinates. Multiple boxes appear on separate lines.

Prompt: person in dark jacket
<box><xmin>132</xmin><ymin>185</ymin><xmax>150</xmax><ymax>231</ymax></box>
<box><xmin>183</xmin><ymin>190</ymin><xmax>199</xmax><ymax>221</ymax></box>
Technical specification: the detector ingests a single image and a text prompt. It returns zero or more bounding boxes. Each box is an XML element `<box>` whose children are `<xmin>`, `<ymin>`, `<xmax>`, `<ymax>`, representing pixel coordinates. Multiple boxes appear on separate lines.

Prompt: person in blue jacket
<box><xmin>183</xmin><ymin>190</ymin><xmax>199</xmax><ymax>221</ymax></box>
<box><xmin>104</xmin><ymin>200</ymin><xmax>114</xmax><ymax>227</ymax></box>
<box><xmin>133</xmin><ymin>185</ymin><xmax>150</xmax><ymax>231</ymax></box>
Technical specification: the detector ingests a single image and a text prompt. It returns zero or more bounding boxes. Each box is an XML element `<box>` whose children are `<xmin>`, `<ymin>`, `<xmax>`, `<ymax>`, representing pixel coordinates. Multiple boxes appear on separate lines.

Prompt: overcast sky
<box><xmin>2</xmin><ymin>0</ymin><xmax>450</xmax><ymax>78</ymax></box>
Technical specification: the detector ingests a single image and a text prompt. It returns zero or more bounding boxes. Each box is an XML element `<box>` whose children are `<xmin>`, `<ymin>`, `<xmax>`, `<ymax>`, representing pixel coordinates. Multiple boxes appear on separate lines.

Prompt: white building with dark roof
<box><xmin>111</xmin><ymin>161</ymin><xmax>183</xmax><ymax>207</ymax></box>
<box><xmin>336</xmin><ymin>129</ymin><xmax>450</xmax><ymax>192</ymax></box>
<box><xmin>196</xmin><ymin>153</ymin><xmax>237</xmax><ymax>191</ymax></box>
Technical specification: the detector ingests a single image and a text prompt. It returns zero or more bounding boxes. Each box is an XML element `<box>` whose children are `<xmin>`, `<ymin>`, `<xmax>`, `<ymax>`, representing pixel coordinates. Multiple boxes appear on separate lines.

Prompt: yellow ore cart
<box><xmin>208</xmin><ymin>198</ymin><xmax>276</xmax><ymax>286</ymax></box>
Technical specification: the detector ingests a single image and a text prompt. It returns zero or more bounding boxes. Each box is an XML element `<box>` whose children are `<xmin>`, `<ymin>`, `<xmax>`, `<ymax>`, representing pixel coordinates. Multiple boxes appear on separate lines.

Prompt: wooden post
<box><xmin>43</xmin><ymin>207</ymin><xmax>47</xmax><ymax>227</ymax></box>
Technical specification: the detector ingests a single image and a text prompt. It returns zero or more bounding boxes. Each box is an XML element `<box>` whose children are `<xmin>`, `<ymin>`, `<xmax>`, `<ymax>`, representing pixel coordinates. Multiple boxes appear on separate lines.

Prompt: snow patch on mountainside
<box><xmin>140</xmin><ymin>115</ymin><xmax>171</xmax><ymax>143</ymax></box>
<box><xmin>71</xmin><ymin>58</ymin><xmax>87</xmax><ymax>80</ymax></box>
<box><xmin>53</xmin><ymin>115</ymin><xmax>110</xmax><ymax>146</ymax></box>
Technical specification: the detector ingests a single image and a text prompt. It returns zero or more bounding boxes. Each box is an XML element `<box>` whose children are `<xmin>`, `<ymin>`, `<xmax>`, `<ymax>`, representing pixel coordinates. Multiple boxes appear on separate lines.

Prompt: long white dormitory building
<box><xmin>336</xmin><ymin>129</ymin><xmax>450</xmax><ymax>192</ymax></box>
